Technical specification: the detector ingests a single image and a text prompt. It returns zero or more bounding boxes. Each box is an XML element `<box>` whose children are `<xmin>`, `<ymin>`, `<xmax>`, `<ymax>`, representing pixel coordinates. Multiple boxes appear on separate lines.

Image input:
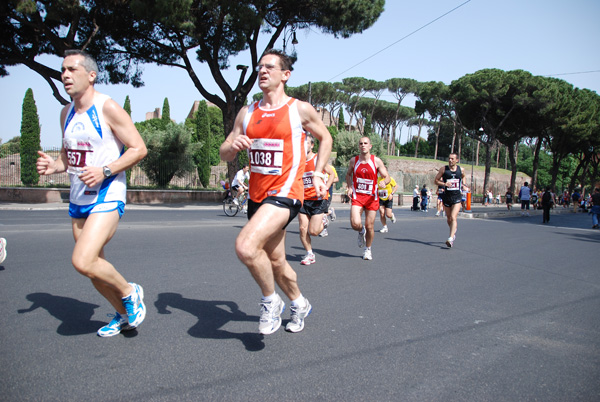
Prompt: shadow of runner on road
<box><xmin>155</xmin><ymin>292</ymin><xmax>265</xmax><ymax>352</ymax></box>
<box><xmin>18</xmin><ymin>293</ymin><xmax>107</xmax><ymax>336</ymax></box>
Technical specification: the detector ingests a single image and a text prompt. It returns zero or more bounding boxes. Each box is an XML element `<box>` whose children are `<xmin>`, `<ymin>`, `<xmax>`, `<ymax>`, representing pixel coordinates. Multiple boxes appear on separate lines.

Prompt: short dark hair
<box><xmin>63</xmin><ymin>49</ymin><xmax>99</xmax><ymax>83</ymax></box>
<box><xmin>449</xmin><ymin>152</ymin><xmax>459</xmax><ymax>158</ymax></box>
<box><xmin>261</xmin><ymin>49</ymin><xmax>294</xmax><ymax>71</ymax></box>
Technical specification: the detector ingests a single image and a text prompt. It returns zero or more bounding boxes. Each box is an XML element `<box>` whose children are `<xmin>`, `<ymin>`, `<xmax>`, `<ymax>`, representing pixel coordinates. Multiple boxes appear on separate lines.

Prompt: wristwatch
<box><xmin>102</xmin><ymin>166</ymin><xmax>112</xmax><ymax>178</ymax></box>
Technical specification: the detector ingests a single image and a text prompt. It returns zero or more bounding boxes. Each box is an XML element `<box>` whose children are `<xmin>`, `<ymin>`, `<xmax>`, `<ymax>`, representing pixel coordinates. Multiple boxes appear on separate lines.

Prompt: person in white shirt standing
<box><xmin>519</xmin><ymin>182</ymin><xmax>532</xmax><ymax>216</ymax></box>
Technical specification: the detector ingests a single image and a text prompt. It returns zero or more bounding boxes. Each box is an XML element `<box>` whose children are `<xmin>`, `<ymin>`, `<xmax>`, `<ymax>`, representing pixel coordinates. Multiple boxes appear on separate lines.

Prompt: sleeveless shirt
<box><xmin>351</xmin><ymin>154</ymin><xmax>379</xmax><ymax>201</ymax></box>
<box><xmin>242</xmin><ymin>98</ymin><xmax>305</xmax><ymax>203</ymax></box>
<box><xmin>63</xmin><ymin>94</ymin><xmax>126</xmax><ymax>206</ymax></box>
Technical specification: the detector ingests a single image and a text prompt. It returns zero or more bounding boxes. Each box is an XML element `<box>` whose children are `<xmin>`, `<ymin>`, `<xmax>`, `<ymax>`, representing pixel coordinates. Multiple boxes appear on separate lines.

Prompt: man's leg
<box><xmin>444</xmin><ymin>202</ymin><xmax>461</xmax><ymax>239</ymax></box>
<box><xmin>71</xmin><ymin>212</ymin><xmax>132</xmax><ymax>315</ymax></box>
<box><xmin>235</xmin><ymin>203</ymin><xmax>292</xmax><ymax>297</ymax></box>
<box><xmin>350</xmin><ymin>204</ymin><xmax>366</xmax><ymax>248</ymax></box>
<box><xmin>298</xmin><ymin>213</ymin><xmax>316</xmax><ymax>265</ymax></box>
<box><xmin>364</xmin><ymin>209</ymin><xmax>377</xmax><ymax>248</ymax></box>
<box><xmin>298</xmin><ymin>213</ymin><xmax>312</xmax><ymax>252</ymax></box>
<box><xmin>379</xmin><ymin>205</ymin><xmax>386</xmax><ymax>226</ymax></box>
<box><xmin>308</xmin><ymin>213</ymin><xmax>325</xmax><ymax>237</ymax></box>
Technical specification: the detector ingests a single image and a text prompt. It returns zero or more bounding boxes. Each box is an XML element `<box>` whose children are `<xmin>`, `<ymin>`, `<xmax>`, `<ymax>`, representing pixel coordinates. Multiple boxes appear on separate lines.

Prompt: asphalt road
<box><xmin>0</xmin><ymin>205</ymin><xmax>598</xmax><ymax>401</ymax></box>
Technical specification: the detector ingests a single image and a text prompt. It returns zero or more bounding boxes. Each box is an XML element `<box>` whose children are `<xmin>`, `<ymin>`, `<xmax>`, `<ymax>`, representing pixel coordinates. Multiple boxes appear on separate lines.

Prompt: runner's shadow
<box><xmin>388</xmin><ymin>237</ymin><xmax>446</xmax><ymax>249</ymax></box>
<box><xmin>155</xmin><ymin>292</ymin><xmax>265</xmax><ymax>352</ymax></box>
<box><xmin>18</xmin><ymin>293</ymin><xmax>106</xmax><ymax>336</ymax></box>
<box><xmin>289</xmin><ymin>246</ymin><xmax>355</xmax><ymax>260</ymax></box>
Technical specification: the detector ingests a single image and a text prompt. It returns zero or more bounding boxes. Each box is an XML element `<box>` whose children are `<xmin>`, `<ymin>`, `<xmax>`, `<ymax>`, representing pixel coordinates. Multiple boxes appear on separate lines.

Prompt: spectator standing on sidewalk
<box><xmin>590</xmin><ymin>188</ymin><xmax>600</xmax><ymax>229</ymax></box>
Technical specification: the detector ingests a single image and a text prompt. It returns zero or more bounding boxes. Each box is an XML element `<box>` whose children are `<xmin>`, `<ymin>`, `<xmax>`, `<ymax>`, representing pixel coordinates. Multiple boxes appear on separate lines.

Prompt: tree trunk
<box><xmin>476</xmin><ymin>141</ymin><xmax>480</xmax><ymax>166</ymax></box>
<box><xmin>414</xmin><ymin>116</ymin><xmax>424</xmax><ymax>158</ymax></box>
<box><xmin>434</xmin><ymin>121</ymin><xmax>441</xmax><ymax>160</ymax></box>
<box><xmin>451</xmin><ymin>120</ymin><xmax>456</xmax><ymax>153</ymax></box>
<box><xmin>531</xmin><ymin>136</ymin><xmax>542</xmax><ymax>190</ymax></box>
<box><xmin>495</xmin><ymin>140</ymin><xmax>501</xmax><ymax>168</ymax></box>
<box><xmin>482</xmin><ymin>142</ymin><xmax>492</xmax><ymax>203</ymax></box>
<box><xmin>507</xmin><ymin>141</ymin><xmax>518</xmax><ymax>194</ymax></box>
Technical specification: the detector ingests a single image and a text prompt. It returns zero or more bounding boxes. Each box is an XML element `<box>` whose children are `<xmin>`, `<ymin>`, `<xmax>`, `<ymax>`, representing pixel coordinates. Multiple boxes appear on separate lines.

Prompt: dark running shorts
<box><xmin>300</xmin><ymin>199</ymin><xmax>329</xmax><ymax>217</ymax></box>
<box><xmin>247</xmin><ymin>196</ymin><xmax>301</xmax><ymax>229</ymax></box>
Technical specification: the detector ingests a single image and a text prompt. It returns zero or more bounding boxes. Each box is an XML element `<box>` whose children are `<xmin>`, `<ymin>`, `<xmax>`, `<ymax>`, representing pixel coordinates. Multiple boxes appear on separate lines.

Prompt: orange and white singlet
<box><xmin>351</xmin><ymin>154</ymin><xmax>379</xmax><ymax>201</ymax></box>
<box><xmin>303</xmin><ymin>153</ymin><xmax>328</xmax><ymax>201</ymax></box>
<box><xmin>243</xmin><ymin>98</ymin><xmax>306</xmax><ymax>203</ymax></box>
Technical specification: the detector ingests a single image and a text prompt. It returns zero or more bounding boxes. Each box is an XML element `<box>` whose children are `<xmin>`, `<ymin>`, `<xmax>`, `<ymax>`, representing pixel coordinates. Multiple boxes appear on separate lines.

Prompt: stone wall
<box><xmin>385</xmin><ymin>159</ymin><xmax>530</xmax><ymax>195</ymax></box>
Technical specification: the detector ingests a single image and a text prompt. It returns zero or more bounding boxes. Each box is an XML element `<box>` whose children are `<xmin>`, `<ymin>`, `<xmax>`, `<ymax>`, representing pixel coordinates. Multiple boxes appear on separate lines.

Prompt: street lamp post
<box><xmin>282</xmin><ymin>25</ymin><xmax>299</xmax><ymax>53</ymax></box>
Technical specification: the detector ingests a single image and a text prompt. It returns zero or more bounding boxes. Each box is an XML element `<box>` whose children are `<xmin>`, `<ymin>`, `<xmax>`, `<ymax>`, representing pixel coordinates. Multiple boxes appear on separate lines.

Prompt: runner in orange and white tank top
<box><xmin>297</xmin><ymin>133</ymin><xmax>335</xmax><ymax>266</ymax></box>
<box><xmin>220</xmin><ymin>49</ymin><xmax>332</xmax><ymax>335</ymax></box>
<box><xmin>243</xmin><ymin>97</ymin><xmax>305</xmax><ymax>204</ymax></box>
<box><xmin>345</xmin><ymin>136</ymin><xmax>391</xmax><ymax>261</ymax></box>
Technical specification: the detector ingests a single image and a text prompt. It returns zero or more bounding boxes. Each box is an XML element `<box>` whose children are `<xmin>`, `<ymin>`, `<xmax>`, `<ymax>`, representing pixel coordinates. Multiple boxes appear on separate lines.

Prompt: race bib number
<box><xmin>249</xmin><ymin>138</ymin><xmax>283</xmax><ymax>175</ymax></box>
<box><xmin>356</xmin><ymin>178</ymin><xmax>373</xmax><ymax>195</ymax></box>
<box><xmin>303</xmin><ymin>171</ymin><xmax>314</xmax><ymax>188</ymax></box>
<box><xmin>378</xmin><ymin>189</ymin><xmax>389</xmax><ymax>199</ymax></box>
<box><xmin>63</xmin><ymin>138</ymin><xmax>93</xmax><ymax>175</ymax></box>
<box><xmin>446</xmin><ymin>178</ymin><xmax>460</xmax><ymax>191</ymax></box>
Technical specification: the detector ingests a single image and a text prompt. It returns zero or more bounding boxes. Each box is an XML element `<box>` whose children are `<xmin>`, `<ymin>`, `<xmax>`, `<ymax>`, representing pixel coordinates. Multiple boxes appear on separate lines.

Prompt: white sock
<box><xmin>365</xmin><ymin>246</ymin><xmax>371</xmax><ymax>251</ymax></box>
<box><xmin>307</xmin><ymin>249</ymin><xmax>313</xmax><ymax>255</ymax></box>
<box><xmin>291</xmin><ymin>294</ymin><xmax>307</xmax><ymax>308</ymax></box>
<box><xmin>262</xmin><ymin>292</ymin><xmax>276</xmax><ymax>302</ymax></box>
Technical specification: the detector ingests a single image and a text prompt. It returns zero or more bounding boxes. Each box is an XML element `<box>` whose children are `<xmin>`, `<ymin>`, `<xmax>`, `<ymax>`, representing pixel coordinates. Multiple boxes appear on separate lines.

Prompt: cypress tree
<box><xmin>338</xmin><ymin>107</ymin><xmax>346</xmax><ymax>131</ymax></box>
<box><xmin>20</xmin><ymin>88</ymin><xmax>40</xmax><ymax>186</ymax></box>
<box><xmin>363</xmin><ymin>114</ymin><xmax>373</xmax><ymax>137</ymax></box>
<box><xmin>162</xmin><ymin>97</ymin><xmax>171</xmax><ymax>124</ymax></box>
<box><xmin>123</xmin><ymin>95</ymin><xmax>131</xmax><ymax>116</ymax></box>
<box><xmin>194</xmin><ymin>101</ymin><xmax>211</xmax><ymax>187</ymax></box>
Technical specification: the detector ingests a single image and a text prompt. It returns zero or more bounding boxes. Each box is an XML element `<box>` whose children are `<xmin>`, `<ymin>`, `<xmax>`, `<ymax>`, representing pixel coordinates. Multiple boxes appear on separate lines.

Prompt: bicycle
<box><xmin>222</xmin><ymin>184</ymin><xmax>248</xmax><ymax>217</ymax></box>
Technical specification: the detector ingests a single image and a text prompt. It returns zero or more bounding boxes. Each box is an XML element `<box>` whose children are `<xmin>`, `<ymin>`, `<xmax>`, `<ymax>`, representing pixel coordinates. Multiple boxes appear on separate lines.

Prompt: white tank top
<box><xmin>63</xmin><ymin>94</ymin><xmax>126</xmax><ymax>206</ymax></box>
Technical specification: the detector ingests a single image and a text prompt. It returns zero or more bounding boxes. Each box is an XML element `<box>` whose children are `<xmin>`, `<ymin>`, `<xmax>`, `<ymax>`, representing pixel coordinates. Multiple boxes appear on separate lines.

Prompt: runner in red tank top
<box><xmin>345</xmin><ymin>136</ymin><xmax>390</xmax><ymax>261</ymax></box>
<box><xmin>220</xmin><ymin>49</ymin><xmax>332</xmax><ymax>335</ymax></box>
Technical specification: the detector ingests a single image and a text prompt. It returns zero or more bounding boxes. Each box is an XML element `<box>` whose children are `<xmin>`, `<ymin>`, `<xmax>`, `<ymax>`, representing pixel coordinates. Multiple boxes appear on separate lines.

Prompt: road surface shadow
<box><xmin>18</xmin><ymin>292</ymin><xmax>107</xmax><ymax>336</ymax></box>
<box><xmin>154</xmin><ymin>292</ymin><xmax>265</xmax><ymax>351</ymax></box>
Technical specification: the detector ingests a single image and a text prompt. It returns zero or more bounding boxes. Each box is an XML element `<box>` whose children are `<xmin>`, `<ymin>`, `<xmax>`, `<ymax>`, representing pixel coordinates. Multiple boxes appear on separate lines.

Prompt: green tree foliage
<box><xmin>20</xmin><ymin>88</ymin><xmax>40</xmax><ymax>185</ymax></box>
<box><xmin>193</xmin><ymin>100</ymin><xmax>211</xmax><ymax>188</ymax></box>
<box><xmin>184</xmin><ymin>103</ymin><xmax>225</xmax><ymax>167</ymax></box>
<box><xmin>338</xmin><ymin>106</ymin><xmax>346</xmax><ymax>131</ymax></box>
<box><xmin>162</xmin><ymin>97</ymin><xmax>171</xmax><ymax>124</ymax></box>
<box><xmin>123</xmin><ymin>96</ymin><xmax>131</xmax><ymax>116</ymax></box>
<box><xmin>0</xmin><ymin>1</ymin><xmax>143</xmax><ymax>105</ymax></box>
<box><xmin>138</xmin><ymin>122</ymin><xmax>197</xmax><ymax>188</ymax></box>
<box><xmin>0</xmin><ymin>136</ymin><xmax>20</xmax><ymax>158</ymax></box>
<box><xmin>363</xmin><ymin>114</ymin><xmax>373</xmax><ymax>137</ymax></box>
<box><xmin>334</xmin><ymin>130</ymin><xmax>385</xmax><ymax>168</ymax></box>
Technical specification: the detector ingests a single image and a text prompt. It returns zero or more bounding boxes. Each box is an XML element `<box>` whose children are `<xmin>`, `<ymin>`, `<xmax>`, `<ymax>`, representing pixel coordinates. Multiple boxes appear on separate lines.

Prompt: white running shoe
<box><xmin>380</xmin><ymin>226</ymin><xmax>388</xmax><ymax>233</ymax></box>
<box><xmin>122</xmin><ymin>283</ymin><xmax>146</xmax><ymax>329</ymax></box>
<box><xmin>330</xmin><ymin>207</ymin><xmax>336</xmax><ymax>221</ymax></box>
<box><xmin>363</xmin><ymin>248</ymin><xmax>372</xmax><ymax>260</ymax></box>
<box><xmin>357</xmin><ymin>229</ymin><xmax>366</xmax><ymax>248</ymax></box>
<box><xmin>285</xmin><ymin>299</ymin><xmax>312</xmax><ymax>333</ymax></box>
<box><xmin>446</xmin><ymin>236</ymin><xmax>455</xmax><ymax>248</ymax></box>
<box><xmin>390</xmin><ymin>213</ymin><xmax>396</xmax><ymax>223</ymax></box>
<box><xmin>435</xmin><ymin>211</ymin><xmax>440</xmax><ymax>217</ymax></box>
<box><xmin>318</xmin><ymin>229</ymin><xmax>328</xmax><ymax>237</ymax></box>
<box><xmin>322</xmin><ymin>214</ymin><xmax>329</xmax><ymax>229</ymax></box>
<box><xmin>301</xmin><ymin>253</ymin><xmax>316</xmax><ymax>265</ymax></box>
<box><xmin>259</xmin><ymin>294</ymin><xmax>285</xmax><ymax>335</ymax></box>
<box><xmin>0</xmin><ymin>238</ymin><xmax>6</xmax><ymax>264</ymax></box>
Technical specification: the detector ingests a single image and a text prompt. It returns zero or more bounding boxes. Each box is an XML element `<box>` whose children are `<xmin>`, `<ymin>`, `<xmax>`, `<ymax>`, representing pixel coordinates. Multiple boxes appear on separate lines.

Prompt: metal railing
<box><xmin>0</xmin><ymin>148</ymin><xmax>226</xmax><ymax>189</ymax></box>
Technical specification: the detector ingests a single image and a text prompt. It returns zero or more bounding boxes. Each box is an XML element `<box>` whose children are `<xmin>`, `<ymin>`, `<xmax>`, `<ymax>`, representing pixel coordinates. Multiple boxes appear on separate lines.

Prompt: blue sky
<box><xmin>1</xmin><ymin>0</ymin><xmax>599</xmax><ymax>148</ymax></box>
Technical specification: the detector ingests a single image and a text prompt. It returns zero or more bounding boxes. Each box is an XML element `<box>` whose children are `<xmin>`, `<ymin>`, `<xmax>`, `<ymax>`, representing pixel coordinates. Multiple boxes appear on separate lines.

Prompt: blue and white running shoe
<box><xmin>122</xmin><ymin>283</ymin><xmax>146</xmax><ymax>329</ymax></box>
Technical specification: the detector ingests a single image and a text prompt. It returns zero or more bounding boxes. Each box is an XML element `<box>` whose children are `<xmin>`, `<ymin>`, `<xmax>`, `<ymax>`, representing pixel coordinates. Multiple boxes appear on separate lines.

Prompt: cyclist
<box><xmin>231</xmin><ymin>164</ymin><xmax>249</xmax><ymax>204</ymax></box>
